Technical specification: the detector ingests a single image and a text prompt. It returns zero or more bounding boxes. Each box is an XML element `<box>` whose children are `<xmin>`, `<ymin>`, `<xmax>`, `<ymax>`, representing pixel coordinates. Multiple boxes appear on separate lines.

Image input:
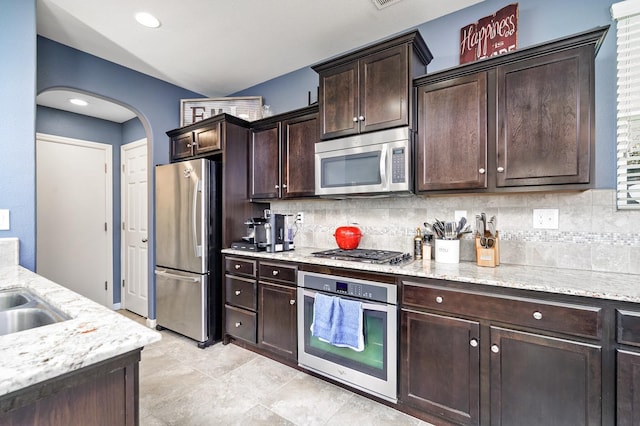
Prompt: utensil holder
<box><xmin>475</xmin><ymin>231</ymin><xmax>500</xmax><ymax>267</ymax></box>
<box><xmin>435</xmin><ymin>239</ymin><xmax>460</xmax><ymax>264</ymax></box>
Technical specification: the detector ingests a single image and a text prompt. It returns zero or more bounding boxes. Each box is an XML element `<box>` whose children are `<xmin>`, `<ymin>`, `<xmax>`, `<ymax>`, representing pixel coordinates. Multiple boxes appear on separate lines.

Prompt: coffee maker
<box><xmin>232</xmin><ymin>210</ymin><xmax>294</xmax><ymax>252</ymax></box>
<box><xmin>264</xmin><ymin>212</ymin><xmax>295</xmax><ymax>253</ymax></box>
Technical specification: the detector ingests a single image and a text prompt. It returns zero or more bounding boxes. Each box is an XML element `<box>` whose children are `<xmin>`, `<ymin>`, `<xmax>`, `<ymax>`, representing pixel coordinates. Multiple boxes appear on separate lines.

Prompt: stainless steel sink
<box><xmin>0</xmin><ymin>290</ymin><xmax>30</xmax><ymax>310</ymax></box>
<box><xmin>0</xmin><ymin>288</ymin><xmax>70</xmax><ymax>336</ymax></box>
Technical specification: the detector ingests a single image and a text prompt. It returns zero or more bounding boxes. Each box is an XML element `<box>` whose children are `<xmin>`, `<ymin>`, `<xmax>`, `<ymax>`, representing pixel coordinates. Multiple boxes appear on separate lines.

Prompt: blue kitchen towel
<box><xmin>310</xmin><ymin>293</ymin><xmax>335</xmax><ymax>342</ymax></box>
<box><xmin>330</xmin><ymin>297</ymin><xmax>364</xmax><ymax>352</ymax></box>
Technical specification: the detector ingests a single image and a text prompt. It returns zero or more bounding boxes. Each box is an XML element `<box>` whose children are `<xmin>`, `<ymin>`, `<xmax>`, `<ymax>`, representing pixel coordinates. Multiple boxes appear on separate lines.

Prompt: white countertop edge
<box><xmin>222</xmin><ymin>247</ymin><xmax>640</xmax><ymax>304</ymax></box>
<box><xmin>0</xmin><ymin>265</ymin><xmax>161</xmax><ymax>397</ymax></box>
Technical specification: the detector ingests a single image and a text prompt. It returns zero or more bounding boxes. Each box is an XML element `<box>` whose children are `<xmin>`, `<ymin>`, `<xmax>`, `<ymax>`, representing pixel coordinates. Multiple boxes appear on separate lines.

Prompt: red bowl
<box><xmin>334</xmin><ymin>226</ymin><xmax>362</xmax><ymax>250</ymax></box>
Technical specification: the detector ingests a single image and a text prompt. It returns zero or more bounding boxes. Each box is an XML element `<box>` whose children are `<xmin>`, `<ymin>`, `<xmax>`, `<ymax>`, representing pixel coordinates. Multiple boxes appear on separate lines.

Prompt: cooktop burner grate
<box><xmin>311</xmin><ymin>248</ymin><xmax>410</xmax><ymax>264</ymax></box>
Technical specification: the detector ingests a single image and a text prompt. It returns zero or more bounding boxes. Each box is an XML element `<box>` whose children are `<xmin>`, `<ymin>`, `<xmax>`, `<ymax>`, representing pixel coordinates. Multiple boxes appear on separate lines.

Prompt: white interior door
<box><xmin>36</xmin><ymin>133</ymin><xmax>113</xmax><ymax>308</ymax></box>
<box><xmin>121</xmin><ymin>139</ymin><xmax>149</xmax><ymax>317</ymax></box>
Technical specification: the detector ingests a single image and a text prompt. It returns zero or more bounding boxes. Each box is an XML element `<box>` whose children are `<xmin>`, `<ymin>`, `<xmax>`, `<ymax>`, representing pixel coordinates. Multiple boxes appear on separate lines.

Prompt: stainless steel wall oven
<box><xmin>297</xmin><ymin>271</ymin><xmax>398</xmax><ymax>402</ymax></box>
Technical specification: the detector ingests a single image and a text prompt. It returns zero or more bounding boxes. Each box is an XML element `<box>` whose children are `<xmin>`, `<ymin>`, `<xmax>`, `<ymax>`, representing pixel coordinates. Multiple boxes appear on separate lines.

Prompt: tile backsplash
<box><xmin>270</xmin><ymin>189</ymin><xmax>640</xmax><ymax>275</ymax></box>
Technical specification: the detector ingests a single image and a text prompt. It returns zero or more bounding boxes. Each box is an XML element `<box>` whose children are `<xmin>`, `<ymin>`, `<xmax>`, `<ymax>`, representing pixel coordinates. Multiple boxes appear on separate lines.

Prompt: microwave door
<box><xmin>316</xmin><ymin>148</ymin><xmax>385</xmax><ymax>195</ymax></box>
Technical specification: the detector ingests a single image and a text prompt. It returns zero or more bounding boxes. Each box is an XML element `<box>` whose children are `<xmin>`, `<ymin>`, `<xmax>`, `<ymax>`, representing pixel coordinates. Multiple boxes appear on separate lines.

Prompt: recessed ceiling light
<box><xmin>135</xmin><ymin>12</ymin><xmax>161</xmax><ymax>28</ymax></box>
<box><xmin>69</xmin><ymin>98</ymin><xmax>88</xmax><ymax>106</ymax></box>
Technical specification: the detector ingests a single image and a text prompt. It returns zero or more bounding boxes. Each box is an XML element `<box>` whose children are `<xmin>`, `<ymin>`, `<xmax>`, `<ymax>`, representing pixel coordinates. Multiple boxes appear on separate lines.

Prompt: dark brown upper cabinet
<box><xmin>414</xmin><ymin>26</ymin><xmax>608</xmax><ymax>193</ymax></box>
<box><xmin>250</xmin><ymin>105</ymin><xmax>318</xmax><ymax>200</ymax></box>
<box><xmin>313</xmin><ymin>30</ymin><xmax>432</xmax><ymax>140</ymax></box>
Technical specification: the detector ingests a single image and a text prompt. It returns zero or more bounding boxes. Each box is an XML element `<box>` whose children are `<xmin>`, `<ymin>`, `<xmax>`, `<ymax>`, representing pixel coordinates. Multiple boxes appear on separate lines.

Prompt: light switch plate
<box><xmin>532</xmin><ymin>208</ymin><xmax>558</xmax><ymax>229</ymax></box>
<box><xmin>0</xmin><ymin>209</ymin><xmax>9</xmax><ymax>230</ymax></box>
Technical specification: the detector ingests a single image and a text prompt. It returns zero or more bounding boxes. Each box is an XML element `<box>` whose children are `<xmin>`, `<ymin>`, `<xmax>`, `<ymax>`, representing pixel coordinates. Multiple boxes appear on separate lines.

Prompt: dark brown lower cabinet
<box><xmin>490</xmin><ymin>327</ymin><xmax>601</xmax><ymax>426</ymax></box>
<box><xmin>1</xmin><ymin>350</ymin><xmax>140</xmax><ymax>426</ymax></box>
<box><xmin>259</xmin><ymin>281</ymin><xmax>297</xmax><ymax>360</ymax></box>
<box><xmin>401</xmin><ymin>309</ymin><xmax>480</xmax><ymax>425</ymax></box>
<box><xmin>617</xmin><ymin>350</ymin><xmax>640</xmax><ymax>426</ymax></box>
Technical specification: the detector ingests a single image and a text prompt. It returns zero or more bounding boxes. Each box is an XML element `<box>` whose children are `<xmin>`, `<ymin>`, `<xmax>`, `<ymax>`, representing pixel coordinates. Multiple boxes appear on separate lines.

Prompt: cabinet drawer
<box><xmin>403</xmin><ymin>282</ymin><xmax>602</xmax><ymax>339</ymax></box>
<box><xmin>225</xmin><ymin>275</ymin><xmax>257</xmax><ymax>311</ymax></box>
<box><xmin>225</xmin><ymin>257</ymin><xmax>256</xmax><ymax>277</ymax></box>
<box><xmin>259</xmin><ymin>262</ymin><xmax>297</xmax><ymax>285</ymax></box>
<box><xmin>617</xmin><ymin>310</ymin><xmax>640</xmax><ymax>347</ymax></box>
<box><xmin>225</xmin><ymin>305</ymin><xmax>257</xmax><ymax>343</ymax></box>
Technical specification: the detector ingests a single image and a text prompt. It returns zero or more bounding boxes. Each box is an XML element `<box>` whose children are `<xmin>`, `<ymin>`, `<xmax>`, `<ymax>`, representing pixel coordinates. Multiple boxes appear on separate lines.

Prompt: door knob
<box><xmin>142</xmin><ymin>238</ymin><xmax>148</xmax><ymax>243</ymax></box>
<box><xmin>497</xmin><ymin>167</ymin><xmax>505</xmax><ymax>173</ymax></box>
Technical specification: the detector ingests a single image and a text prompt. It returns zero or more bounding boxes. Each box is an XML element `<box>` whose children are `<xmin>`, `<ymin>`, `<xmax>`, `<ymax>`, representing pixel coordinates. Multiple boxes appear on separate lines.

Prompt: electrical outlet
<box><xmin>0</xmin><ymin>209</ymin><xmax>9</xmax><ymax>231</ymax></box>
<box><xmin>532</xmin><ymin>209</ymin><xmax>559</xmax><ymax>229</ymax></box>
<box><xmin>295</xmin><ymin>212</ymin><xmax>304</xmax><ymax>224</ymax></box>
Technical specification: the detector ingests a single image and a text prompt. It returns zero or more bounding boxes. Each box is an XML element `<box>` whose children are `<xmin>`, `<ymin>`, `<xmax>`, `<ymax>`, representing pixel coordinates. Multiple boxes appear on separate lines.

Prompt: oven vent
<box><xmin>371</xmin><ymin>0</ymin><xmax>404</xmax><ymax>10</ymax></box>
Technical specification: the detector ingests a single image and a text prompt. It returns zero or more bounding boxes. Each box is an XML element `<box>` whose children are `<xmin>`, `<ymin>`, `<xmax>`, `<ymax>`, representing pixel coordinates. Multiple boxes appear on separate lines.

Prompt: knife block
<box><xmin>475</xmin><ymin>231</ymin><xmax>500</xmax><ymax>267</ymax></box>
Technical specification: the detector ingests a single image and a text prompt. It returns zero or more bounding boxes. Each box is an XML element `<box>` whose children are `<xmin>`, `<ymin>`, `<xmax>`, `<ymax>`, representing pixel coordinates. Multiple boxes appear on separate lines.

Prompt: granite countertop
<box><xmin>222</xmin><ymin>247</ymin><xmax>640</xmax><ymax>304</ymax></box>
<box><xmin>0</xmin><ymin>265</ymin><xmax>161</xmax><ymax>398</ymax></box>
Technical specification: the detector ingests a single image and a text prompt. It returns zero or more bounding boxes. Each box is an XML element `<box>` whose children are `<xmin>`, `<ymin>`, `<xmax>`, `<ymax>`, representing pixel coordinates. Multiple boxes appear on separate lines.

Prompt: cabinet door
<box><xmin>194</xmin><ymin>122</ymin><xmax>221</xmax><ymax>154</ymax></box>
<box><xmin>258</xmin><ymin>281</ymin><xmax>297</xmax><ymax>359</ymax></box>
<box><xmin>400</xmin><ymin>309</ymin><xmax>480</xmax><ymax>426</ymax></box>
<box><xmin>496</xmin><ymin>45</ymin><xmax>593</xmax><ymax>187</ymax></box>
<box><xmin>171</xmin><ymin>132</ymin><xmax>194</xmax><ymax>161</ymax></box>
<box><xmin>250</xmin><ymin>124</ymin><xmax>280</xmax><ymax>199</ymax></box>
<box><xmin>416</xmin><ymin>73</ymin><xmax>488</xmax><ymax>191</ymax></box>
<box><xmin>360</xmin><ymin>44</ymin><xmax>409</xmax><ymax>134</ymax></box>
<box><xmin>618</xmin><ymin>350</ymin><xmax>640</xmax><ymax>426</ymax></box>
<box><xmin>490</xmin><ymin>326</ymin><xmax>601</xmax><ymax>426</ymax></box>
<box><xmin>318</xmin><ymin>61</ymin><xmax>359</xmax><ymax>139</ymax></box>
<box><xmin>282</xmin><ymin>113</ymin><xmax>318</xmax><ymax>198</ymax></box>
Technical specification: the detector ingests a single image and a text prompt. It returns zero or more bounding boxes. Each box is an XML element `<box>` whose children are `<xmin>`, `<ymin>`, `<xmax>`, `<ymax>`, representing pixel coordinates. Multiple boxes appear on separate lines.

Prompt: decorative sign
<box><xmin>460</xmin><ymin>3</ymin><xmax>518</xmax><ymax>64</ymax></box>
<box><xmin>180</xmin><ymin>96</ymin><xmax>263</xmax><ymax>126</ymax></box>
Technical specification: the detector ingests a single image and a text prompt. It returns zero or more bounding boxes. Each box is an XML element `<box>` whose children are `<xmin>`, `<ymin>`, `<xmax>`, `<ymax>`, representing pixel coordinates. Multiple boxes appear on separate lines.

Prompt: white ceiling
<box><xmin>36</xmin><ymin>0</ymin><xmax>483</xmax><ymax>123</ymax></box>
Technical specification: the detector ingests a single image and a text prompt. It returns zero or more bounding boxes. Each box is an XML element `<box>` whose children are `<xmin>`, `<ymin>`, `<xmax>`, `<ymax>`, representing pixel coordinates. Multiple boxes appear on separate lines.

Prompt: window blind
<box><xmin>612</xmin><ymin>1</ymin><xmax>640</xmax><ymax>209</ymax></box>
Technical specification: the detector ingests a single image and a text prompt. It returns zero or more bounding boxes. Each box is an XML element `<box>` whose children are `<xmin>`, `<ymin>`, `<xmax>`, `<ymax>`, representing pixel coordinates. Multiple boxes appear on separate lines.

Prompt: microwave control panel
<box><xmin>391</xmin><ymin>147</ymin><xmax>406</xmax><ymax>183</ymax></box>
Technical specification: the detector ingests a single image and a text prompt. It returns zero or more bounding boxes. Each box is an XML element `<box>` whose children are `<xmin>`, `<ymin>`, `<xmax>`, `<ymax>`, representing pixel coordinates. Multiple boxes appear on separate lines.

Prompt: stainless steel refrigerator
<box><xmin>154</xmin><ymin>158</ymin><xmax>221</xmax><ymax>347</ymax></box>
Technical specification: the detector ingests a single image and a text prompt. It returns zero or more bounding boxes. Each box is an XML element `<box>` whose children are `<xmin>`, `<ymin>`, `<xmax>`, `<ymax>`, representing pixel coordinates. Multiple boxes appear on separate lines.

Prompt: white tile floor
<box><xmin>119</xmin><ymin>311</ymin><xmax>433</xmax><ymax>426</ymax></box>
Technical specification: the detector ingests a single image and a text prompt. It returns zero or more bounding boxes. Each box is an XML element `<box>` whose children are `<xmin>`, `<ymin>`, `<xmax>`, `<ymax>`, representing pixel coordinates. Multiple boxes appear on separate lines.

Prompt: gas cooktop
<box><xmin>311</xmin><ymin>248</ymin><xmax>411</xmax><ymax>264</ymax></box>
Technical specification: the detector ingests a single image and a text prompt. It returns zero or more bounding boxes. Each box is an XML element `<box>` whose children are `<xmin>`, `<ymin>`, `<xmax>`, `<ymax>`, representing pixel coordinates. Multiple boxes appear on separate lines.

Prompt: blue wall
<box><xmin>233</xmin><ymin>0</ymin><xmax>617</xmax><ymax>188</ymax></box>
<box><xmin>36</xmin><ymin>38</ymin><xmax>203</xmax><ymax>314</ymax></box>
<box><xmin>0</xmin><ymin>0</ymin><xmax>37</xmax><ymax>269</ymax></box>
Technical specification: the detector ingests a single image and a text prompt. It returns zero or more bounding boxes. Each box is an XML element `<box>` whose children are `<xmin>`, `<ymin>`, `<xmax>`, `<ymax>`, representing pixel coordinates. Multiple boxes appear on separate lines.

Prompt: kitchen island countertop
<box><xmin>222</xmin><ymin>247</ymin><xmax>640</xmax><ymax>304</ymax></box>
<box><xmin>0</xmin><ymin>265</ymin><xmax>161</xmax><ymax>398</ymax></box>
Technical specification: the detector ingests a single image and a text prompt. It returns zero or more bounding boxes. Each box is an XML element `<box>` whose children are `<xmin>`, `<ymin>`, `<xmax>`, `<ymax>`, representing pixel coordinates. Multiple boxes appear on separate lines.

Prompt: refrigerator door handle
<box><xmin>155</xmin><ymin>269</ymin><xmax>200</xmax><ymax>282</ymax></box>
<box><xmin>192</xmin><ymin>178</ymin><xmax>203</xmax><ymax>258</ymax></box>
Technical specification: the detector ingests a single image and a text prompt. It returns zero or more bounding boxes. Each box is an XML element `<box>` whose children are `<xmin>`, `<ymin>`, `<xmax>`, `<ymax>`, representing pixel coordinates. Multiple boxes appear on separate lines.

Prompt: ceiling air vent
<box><xmin>372</xmin><ymin>0</ymin><xmax>404</xmax><ymax>10</ymax></box>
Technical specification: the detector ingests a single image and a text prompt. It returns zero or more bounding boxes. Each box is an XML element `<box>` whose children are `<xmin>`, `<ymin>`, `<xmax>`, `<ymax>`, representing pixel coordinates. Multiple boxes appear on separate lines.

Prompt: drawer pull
<box><xmin>470</xmin><ymin>338</ymin><xmax>478</xmax><ymax>348</ymax></box>
<box><xmin>533</xmin><ymin>311</ymin><xmax>543</xmax><ymax>320</ymax></box>
<box><xmin>234</xmin><ymin>264</ymin><xmax>241</xmax><ymax>270</ymax></box>
<box><xmin>435</xmin><ymin>296</ymin><xmax>443</xmax><ymax>304</ymax></box>
<box><xmin>235</xmin><ymin>290</ymin><xmax>241</xmax><ymax>296</ymax></box>
<box><xmin>235</xmin><ymin>321</ymin><xmax>242</xmax><ymax>328</ymax></box>
<box><xmin>290</xmin><ymin>299</ymin><xmax>295</xmax><ymax>305</ymax></box>
<box><xmin>491</xmin><ymin>344</ymin><xmax>500</xmax><ymax>353</ymax></box>
<box><xmin>272</xmin><ymin>270</ymin><xmax>279</xmax><ymax>276</ymax></box>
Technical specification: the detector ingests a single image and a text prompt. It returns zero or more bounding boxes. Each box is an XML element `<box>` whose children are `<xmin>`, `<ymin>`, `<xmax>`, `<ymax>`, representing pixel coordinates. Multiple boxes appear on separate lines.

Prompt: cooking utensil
<box><xmin>334</xmin><ymin>225</ymin><xmax>362</xmax><ymax>250</ymax></box>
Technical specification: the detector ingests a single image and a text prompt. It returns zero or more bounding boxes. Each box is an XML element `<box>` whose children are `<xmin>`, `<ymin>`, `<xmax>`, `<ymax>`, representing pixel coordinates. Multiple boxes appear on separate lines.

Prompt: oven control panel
<box><xmin>300</xmin><ymin>271</ymin><xmax>396</xmax><ymax>304</ymax></box>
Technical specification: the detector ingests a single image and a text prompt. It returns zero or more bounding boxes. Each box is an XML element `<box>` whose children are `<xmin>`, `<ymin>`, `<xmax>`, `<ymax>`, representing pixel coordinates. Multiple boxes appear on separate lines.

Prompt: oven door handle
<box><xmin>299</xmin><ymin>288</ymin><xmax>390</xmax><ymax>312</ymax></box>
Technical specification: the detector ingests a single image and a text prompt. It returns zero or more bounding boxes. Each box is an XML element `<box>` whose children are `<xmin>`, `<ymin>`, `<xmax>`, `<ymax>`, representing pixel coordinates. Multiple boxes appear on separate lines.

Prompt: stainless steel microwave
<box><xmin>315</xmin><ymin>127</ymin><xmax>411</xmax><ymax>197</ymax></box>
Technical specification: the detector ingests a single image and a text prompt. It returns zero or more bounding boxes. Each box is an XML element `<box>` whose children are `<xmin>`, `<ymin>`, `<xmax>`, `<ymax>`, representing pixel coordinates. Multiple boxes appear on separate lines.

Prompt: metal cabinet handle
<box><xmin>235</xmin><ymin>322</ymin><xmax>242</xmax><ymax>328</ymax></box>
<box><xmin>533</xmin><ymin>311</ymin><xmax>543</xmax><ymax>320</ymax></box>
<box><xmin>187</xmin><ymin>143</ymin><xmax>192</xmax><ymax>148</ymax></box>
<box><xmin>235</xmin><ymin>290</ymin><xmax>241</xmax><ymax>296</ymax></box>
<box><xmin>470</xmin><ymin>338</ymin><xmax>479</xmax><ymax>348</ymax></box>
<box><xmin>359</xmin><ymin>116</ymin><xmax>365</xmax><ymax>121</ymax></box>
<box><xmin>275</xmin><ymin>184</ymin><xmax>280</xmax><ymax>189</ymax></box>
<box><xmin>479</xmin><ymin>168</ymin><xmax>486</xmax><ymax>174</ymax></box>
<box><xmin>491</xmin><ymin>344</ymin><xmax>500</xmax><ymax>353</ymax></box>
<box><xmin>142</xmin><ymin>238</ymin><xmax>148</xmax><ymax>243</ymax></box>
<box><xmin>290</xmin><ymin>299</ymin><xmax>295</xmax><ymax>305</ymax></box>
<box><xmin>435</xmin><ymin>296</ymin><xmax>443</xmax><ymax>304</ymax></box>
<box><xmin>234</xmin><ymin>264</ymin><xmax>241</xmax><ymax>270</ymax></box>
<box><xmin>282</xmin><ymin>184</ymin><xmax>287</xmax><ymax>189</ymax></box>
<box><xmin>497</xmin><ymin>167</ymin><xmax>505</xmax><ymax>173</ymax></box>
<box><xmin>272</xmin><ymin>270</ymin><xmax>279</xmax><ymax>276</ymax></box>
<box><xmin>353</xmin><ymin>117</ymin><xmax>359</xmax><ymax>122</ymax></box>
